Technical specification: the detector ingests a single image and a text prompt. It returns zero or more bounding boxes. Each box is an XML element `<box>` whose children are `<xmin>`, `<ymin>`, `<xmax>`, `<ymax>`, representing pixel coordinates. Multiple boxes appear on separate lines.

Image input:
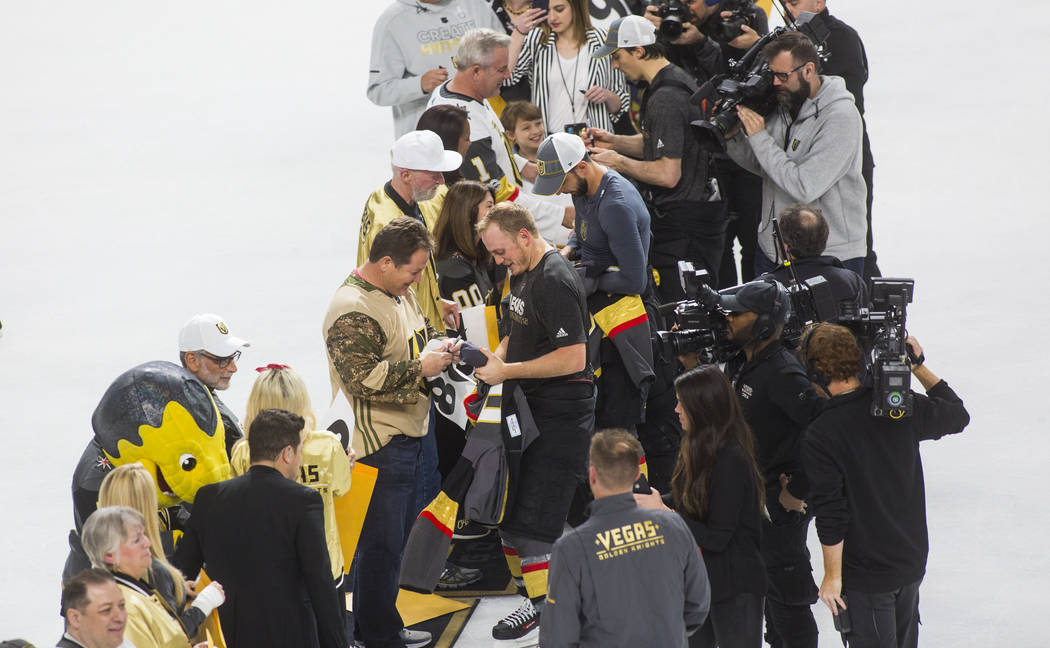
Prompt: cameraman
<box><xmin>760</xmin><ymin>204</ymin><xmax>868</xmax><ymax>317</ymax></box>
<box><xmin>588</xmin><ymin>15</ymin><xmax>726</xmax><ymax>303</ymax></box>
<box><xmin>644</xmin><ymin>0</ymin><xmax>770</xmax><ymax>288</ymax></box>
<box><xmin>726</xmin><ymin>31</ymin><xmax>867</xmax><ymax>277</ymax></box>
<box><xmin>800</xmin><ymin>324</ymin><xmax>970</xmax><ymax>646</ymax></box>
<box><xmin>713</xmin><ymin>280</ymin><xmax>823</xmax><ymax>648</ymax></box>
<box><xmin>785</xmin><ymin>0</ymin><xmax>880</xmax><ymax>279</ymax></box>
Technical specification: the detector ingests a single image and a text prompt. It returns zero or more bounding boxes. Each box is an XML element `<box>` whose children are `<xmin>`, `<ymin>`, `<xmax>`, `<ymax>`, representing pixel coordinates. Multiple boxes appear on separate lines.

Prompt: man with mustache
<box><xmin>726</xmin><ymin>31</ymin><xmax>867</xmax><ymax>279</ymax></box>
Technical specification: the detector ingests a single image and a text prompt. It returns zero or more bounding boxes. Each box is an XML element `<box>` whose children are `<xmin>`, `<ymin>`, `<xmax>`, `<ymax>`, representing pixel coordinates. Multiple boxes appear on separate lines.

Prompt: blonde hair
<box><xmin>99</xmin><ymin>464</ymin><xmax>188</xmax><ymax>605</ymax></box>
<box><xmin>476</xmin><ymin>201</ymin><xmax>538</xmax><ymax>239</ymax></box>
<box><xmin>243</xmin><ymin>366</ymin><xmax>315</xmax><ymax>439</ymax></box>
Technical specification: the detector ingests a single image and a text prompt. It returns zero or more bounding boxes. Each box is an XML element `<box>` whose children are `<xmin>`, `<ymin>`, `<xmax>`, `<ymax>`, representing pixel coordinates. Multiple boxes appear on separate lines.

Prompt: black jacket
<box><xmin>802</xmin><ymin>381</ymin><xmax>970</xmax><ymax>592</ymax></box>
<box><xmin>725</xmin><ymin>341</ymin><xmax>822</xmax><ymax>498</ymax></box>
<box><xmin>818</xmin><ymin>8</ymin><xmax>874</xmax><ymax>169</ymax></box>
<box><xmin>173</xmin><ymin>466</ymin><xmax>345</xmax><ymax>648</ymax></box>
<box><xmin>675</xmin><ymin>442</ymin><xmax>766</xmax><ymax>602</ymax></box>
<box><xmin>762</xmin><ymin>255</ymin><xmax>869</xmax><ymax>318</ymax></box>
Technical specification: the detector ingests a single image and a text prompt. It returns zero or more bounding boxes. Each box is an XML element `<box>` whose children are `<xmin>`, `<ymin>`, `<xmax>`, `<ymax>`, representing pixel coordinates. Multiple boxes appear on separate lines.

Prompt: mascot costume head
<box><xmin>91</xmin><ymin>360</ymin><xmax>232</xmax><ymax>508</ymax></box>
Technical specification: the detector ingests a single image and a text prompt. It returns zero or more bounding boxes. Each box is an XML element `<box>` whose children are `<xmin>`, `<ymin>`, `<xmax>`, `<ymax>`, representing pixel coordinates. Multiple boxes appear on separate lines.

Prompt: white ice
<box><xmin>1</xmin><ymin>1</ymin><xmax>1047</xmax><ymax>645</ymax></box>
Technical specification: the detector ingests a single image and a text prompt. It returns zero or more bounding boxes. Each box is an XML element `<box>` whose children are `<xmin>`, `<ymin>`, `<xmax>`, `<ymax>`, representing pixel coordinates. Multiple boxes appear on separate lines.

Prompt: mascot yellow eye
<box><xmin>180</xmin><ymin>453</ymin><xmax>198</xmax><ymax>471</ymax></box>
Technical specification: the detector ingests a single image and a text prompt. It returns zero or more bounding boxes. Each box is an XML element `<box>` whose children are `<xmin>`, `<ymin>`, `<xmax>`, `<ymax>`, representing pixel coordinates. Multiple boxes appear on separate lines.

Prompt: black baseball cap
<box><xmin>719</xmin><ymin>280</ymin><xmax>787</xmax><ymax>321</ymax></box>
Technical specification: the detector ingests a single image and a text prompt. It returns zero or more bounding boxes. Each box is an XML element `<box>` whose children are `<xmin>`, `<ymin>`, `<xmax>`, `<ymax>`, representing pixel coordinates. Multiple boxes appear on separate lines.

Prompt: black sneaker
<box><xmin>436</xmin><ymin>563</ymin><xmax>483</xmax><ymax>590</ymax></box>
<box><xmin>492</xmin><ymin>597</ymin><xmax>539</xmax><ymax>640</ymax></box>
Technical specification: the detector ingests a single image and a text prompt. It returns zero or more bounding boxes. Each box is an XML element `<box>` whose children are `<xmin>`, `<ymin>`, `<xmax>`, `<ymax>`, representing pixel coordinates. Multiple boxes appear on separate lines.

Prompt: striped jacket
<box><xmin>506</xmin><ymin>27</ymin><xmax>630</xmax><ymax>132</ymax></box>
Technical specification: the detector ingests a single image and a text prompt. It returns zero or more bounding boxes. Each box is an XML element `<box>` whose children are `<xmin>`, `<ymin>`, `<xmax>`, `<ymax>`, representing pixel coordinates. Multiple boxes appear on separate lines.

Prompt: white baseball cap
<box><xmin>390</xmin><ymin>130</ymin><xmax>463</xmax><ymax>173</ymax></box>
<box><xmin>178</xmin><ymin>313</ymin><xmax>251</xmax><ymax>356</ymax></box>
<box><xmin>593</xmin><ymin>15</ymin><xmax>657</xmax><ymax>58</ymax></box>
<box><xmin>533</xmin><ymin>133</ymin><xmax>588</xmax><ymax>196</ymax></box>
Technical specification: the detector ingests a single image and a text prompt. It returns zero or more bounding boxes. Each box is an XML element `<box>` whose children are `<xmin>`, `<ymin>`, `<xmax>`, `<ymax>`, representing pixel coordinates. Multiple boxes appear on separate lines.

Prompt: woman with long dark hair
<box><xmin>433</xmin><ymin>180</ymin><xmax>501</xmax><ymax>311</ymax></box>
<box><xmin>505</xmin><ymin>0</ymin><xmax>629</xmax><ymax>133</ymax></box>
<box><xmin>637</xmin><ymin>365</ymin><xmax>767</xmax><ymax>648</ymax></box>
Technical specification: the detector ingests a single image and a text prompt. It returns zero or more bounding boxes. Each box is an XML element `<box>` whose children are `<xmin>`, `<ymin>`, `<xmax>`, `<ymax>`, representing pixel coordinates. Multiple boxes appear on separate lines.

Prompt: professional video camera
<box><xmin>654</xmin><ymin>262</ymin><xmax>735</xmax><ymax>363</ymax></box>
<box><xmin>655</xmin><ymin>0</ymin><xmax>691</xmax><ymax>39</ymax></box>
<box><xmin>717</xmin><ymin>0</ymin><xmax>762</xmax><ymax>41</ymax></box>
<box><xmin>689</xmin><ymin>8</ymin><xmax>830</xmax><ymax>152</ymax></box>
<box><xmin>838</xmin><ymin>279</ymin><xmax>916</xmax><ymax>419</ymax></box>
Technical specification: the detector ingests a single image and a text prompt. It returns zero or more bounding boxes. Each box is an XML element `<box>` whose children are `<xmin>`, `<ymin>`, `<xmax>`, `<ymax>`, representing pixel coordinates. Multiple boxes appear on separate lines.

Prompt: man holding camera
<box><xmin>644</xmin><ymin>0</ymin><xmax>769</xmax><ymax>288</ymax></box>
<box><xmin>717</xmin><ymin>280</ymin><xmax>823</xmax><ymax>648</ymax></box>
<box><xmin>801</xmin><ymin>324</ymin><xmax>970</xmax><ymax>647</ymax></box>
<box><xmin>784</xmin><ymin>0</ymin><xmax>880</xmax><ymax>279</ymax></box>
<box><xmin>588</xmin><ymin>15</ymin><xmax>726</xmax><ymax>303</ymax></box>
<box><xmin>761</xmin><ymin>203</ymin><xmax>868</xmax><ymax>317</ymax></box>
<box><xmin>726</xmin><ymin>31</ymin><xmax>867</xmax><ymax>277</ymax></box>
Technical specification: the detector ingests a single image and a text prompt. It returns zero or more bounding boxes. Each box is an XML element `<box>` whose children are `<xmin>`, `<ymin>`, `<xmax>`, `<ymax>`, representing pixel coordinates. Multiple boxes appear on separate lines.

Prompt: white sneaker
<box><xmin>400</xmin><ymin>627</ymin><xmax>432</xmax><ymax>648</ymax></box>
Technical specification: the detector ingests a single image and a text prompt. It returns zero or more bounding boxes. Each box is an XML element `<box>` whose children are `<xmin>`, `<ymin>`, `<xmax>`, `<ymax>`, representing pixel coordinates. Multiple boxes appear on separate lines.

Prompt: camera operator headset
<box><xmin>718</xmin><ymin>278</ymin><xmax>824</xmax><ymax>648</ymax></box>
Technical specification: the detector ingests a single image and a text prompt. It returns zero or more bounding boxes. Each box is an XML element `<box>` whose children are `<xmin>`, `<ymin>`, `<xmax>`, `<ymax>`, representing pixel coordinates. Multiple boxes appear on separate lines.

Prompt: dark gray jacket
<box><xmin>540</xmin><ymin>493</ymin><xmax>710</xmax><ymax>648</ymax></box>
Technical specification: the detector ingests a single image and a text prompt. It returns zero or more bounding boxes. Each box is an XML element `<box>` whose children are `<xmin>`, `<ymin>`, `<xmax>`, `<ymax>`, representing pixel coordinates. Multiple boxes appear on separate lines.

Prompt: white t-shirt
<box><xmin>545</xmin><ymin>49</ymin><xmax>590</xmax><ymax>133</ymax></box>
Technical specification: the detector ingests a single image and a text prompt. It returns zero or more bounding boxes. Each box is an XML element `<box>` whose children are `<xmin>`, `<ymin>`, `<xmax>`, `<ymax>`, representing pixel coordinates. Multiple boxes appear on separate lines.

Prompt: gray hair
<box><xmin>82</xmin><ymin>506</ymin><xmax>145</xmax><ymax>571</ymax></box>
<box><xmin>455</xmin><ymin>28</ymin><xmax>511</xmax><ymax>71</ymax></box>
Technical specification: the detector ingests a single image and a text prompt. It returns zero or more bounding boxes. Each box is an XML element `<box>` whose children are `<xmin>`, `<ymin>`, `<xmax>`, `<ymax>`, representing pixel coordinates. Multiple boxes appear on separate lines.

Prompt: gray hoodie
<box><xmin>727</xmin><ymin>75</ymin><xmax>866</xmax><ymax>264</ymax></box>
<box><xmin>367</xmin><ymin>0</ymin><xmax>502</xmax><ymax>137</ymax></box>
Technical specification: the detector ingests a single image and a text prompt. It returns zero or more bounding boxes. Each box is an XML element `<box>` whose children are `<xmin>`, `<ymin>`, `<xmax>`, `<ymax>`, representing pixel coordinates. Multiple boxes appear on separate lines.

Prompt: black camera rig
<box><xmin>838</xmin><ymin>279</ymin><xmax>916</xmax><ymax>419</ymax></box>
<box><xmin>653</xmin><ymin>262</ymin><xmax>735</xmax><ymax>364</ymax></box>
<box><xmin>689</xmin><ymin>6</ymin><xmax>831</xmax><ymax>152</ymax></box>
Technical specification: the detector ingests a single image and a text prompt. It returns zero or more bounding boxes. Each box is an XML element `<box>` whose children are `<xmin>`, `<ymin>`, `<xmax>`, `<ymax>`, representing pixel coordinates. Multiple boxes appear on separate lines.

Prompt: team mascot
<box><xmin>63</xmin><ymin>360</ymin><xmax>232</xmax><ymax>579</ymax></box>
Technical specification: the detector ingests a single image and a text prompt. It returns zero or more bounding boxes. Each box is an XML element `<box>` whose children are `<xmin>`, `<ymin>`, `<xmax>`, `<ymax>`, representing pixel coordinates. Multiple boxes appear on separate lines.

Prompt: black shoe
<box><xmin>452</xmin><ymin>519</ymin><xmax>494</xmax><ymax>540</ymax></box>
<box><xmin>436</xmin><ymin>563</ymin><xmax>483</xmax><ymax>590</ymax></box>
<box><xmin>492</xmin><ymin>597</ymin><xmax>539</xmax><ymax>640</ymax></box>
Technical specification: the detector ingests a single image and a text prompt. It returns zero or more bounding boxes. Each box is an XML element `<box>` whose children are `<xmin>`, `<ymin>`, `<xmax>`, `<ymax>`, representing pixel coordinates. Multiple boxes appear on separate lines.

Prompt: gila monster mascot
<box><xmin>63</xmin><ymin>360</ymin><xmax>232</xmax><ymax>579</ymax></box>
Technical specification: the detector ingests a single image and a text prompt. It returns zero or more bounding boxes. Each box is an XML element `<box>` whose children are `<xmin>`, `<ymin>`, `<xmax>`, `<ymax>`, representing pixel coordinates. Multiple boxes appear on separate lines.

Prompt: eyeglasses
<box><xmin>770</xmin><ymin>63</ymin><xmax>806</xmax><ymax>83</ymax></box>
<box><xmin>196</xmin><ymin>350</ymin><xmax>241</xmax><ymax>369</ymax></box>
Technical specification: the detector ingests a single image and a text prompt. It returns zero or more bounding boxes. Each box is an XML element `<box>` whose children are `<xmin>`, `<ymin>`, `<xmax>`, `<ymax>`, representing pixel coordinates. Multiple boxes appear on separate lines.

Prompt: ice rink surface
<box><xmin>1</xmin><ymin>1</ymin><xmax>1047</xmax><ymax>644</ymax></box>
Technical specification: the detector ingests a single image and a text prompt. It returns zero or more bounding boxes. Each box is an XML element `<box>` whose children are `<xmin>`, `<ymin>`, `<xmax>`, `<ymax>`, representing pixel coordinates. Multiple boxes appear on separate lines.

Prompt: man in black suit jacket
<box><xmin>174</xmin><ymin>409</ymin><xmax>346</xmax><ymax>648</ymax></box>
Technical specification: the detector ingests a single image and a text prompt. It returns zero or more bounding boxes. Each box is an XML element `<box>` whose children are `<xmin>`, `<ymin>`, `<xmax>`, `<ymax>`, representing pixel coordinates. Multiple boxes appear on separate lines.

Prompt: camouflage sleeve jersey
<box><xmin>323</xmin><ymin>272</ymin><xmax>435</xmax><ymax>458</ymax></box>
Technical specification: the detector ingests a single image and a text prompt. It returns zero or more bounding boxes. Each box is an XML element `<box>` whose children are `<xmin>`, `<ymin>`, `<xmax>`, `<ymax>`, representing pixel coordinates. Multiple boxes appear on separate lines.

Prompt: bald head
<box><xmin>779</xmin><ymin>204</ymin><xmax>829</xmax><ymax>259</ymax></box>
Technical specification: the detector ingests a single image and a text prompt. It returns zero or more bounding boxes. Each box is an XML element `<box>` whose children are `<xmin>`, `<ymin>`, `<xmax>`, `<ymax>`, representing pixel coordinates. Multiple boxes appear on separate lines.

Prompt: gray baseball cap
<box><xmin>532</xmin><ymin>133</ymin><xmax>588</xmax><ymax>196</ymax></box>
<box><xmin>593</xmin><ymin>15</ymin><xmax>657</xmax><ymax>59</ymax></box>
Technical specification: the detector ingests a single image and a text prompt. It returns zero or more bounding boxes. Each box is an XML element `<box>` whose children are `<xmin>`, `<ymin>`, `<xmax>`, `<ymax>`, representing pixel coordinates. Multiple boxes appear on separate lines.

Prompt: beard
<box><xmin>567</xmin><ymin>170</ymin><xmax>589</xmax><ymax>197</ymax></box>
<box><xmin>777</xmin><ymin>82</ymin><xmax>810</xmax><ymax>116</ymax></box>
<box><xmin>411</xmin><ymin>185</ymin><xmax>439</xmax><ymax>203</ymax></box>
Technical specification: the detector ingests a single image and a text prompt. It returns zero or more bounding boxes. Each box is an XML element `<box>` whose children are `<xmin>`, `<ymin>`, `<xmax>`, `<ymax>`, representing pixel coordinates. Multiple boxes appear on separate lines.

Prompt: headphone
<box><xmin>751</xmin><ymin>280</ymin><xmax>790</xmax><ymax>343</ymax></box>
<box><xmin>799</xmin><ymin>322</ymin><xmax>830</xmax><ymax>391</ymax></box>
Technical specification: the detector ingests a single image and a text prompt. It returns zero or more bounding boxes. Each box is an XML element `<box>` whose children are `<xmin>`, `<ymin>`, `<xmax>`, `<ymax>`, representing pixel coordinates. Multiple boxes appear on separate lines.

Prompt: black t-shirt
<box><xmin>641</xmin><ymin>64</ymin><xmax>709</xmax><ymax>206</ymax></box>
<box><xmin>505</xmin><ymin>249</ymin><xmax>590</xmax><ymax>392</ymax></box>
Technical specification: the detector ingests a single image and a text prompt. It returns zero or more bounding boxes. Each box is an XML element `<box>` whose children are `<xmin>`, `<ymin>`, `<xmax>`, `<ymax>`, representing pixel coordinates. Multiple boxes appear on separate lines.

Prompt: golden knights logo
<box><xmin>594</xmin><ymin>520</ymin><xmax>664</xmax><ymax>560</ymax></box>
<box><xmin>216</xmin><ymin>322</ymin><xmax>229</xmax><ymax>335</ymax></box>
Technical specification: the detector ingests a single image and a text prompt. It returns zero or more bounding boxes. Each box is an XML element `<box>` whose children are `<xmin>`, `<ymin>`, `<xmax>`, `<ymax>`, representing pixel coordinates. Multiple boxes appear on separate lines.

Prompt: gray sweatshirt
<box><xmin>540</xmin><ymin>493</ymin><xmax>710</xmax><ymax>648</ymax></box>
<box><xmin>727</xmin><ymin>75</ymin><xmax>867</xmax><ymax>263</ymax></box>
<box><xmin>367</xmin><ymin>0</ymin><xmax>502</xmax><ymax>137</ymax></box>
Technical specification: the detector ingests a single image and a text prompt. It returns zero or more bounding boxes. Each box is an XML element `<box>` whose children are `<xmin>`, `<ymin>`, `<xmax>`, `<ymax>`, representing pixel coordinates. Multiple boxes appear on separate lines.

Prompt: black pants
<box><xmin>840</xmin><ymin>579</ymin><xmax>921</xmax><ymax>648</ymax></box>
<box><xmin>650</xmin><ymin>199</ymin><xmax>727</xmax><ymax>304</ymax></box>
<box><xmin>717</xmin><ymin>163</ymin><xmax>762</xmax><ymax>288</ymax></box>
<box><xmin>762</xmin><ymin>503</ymin><xmax>818</xmax><ymax>648</ymax></box>
<box><xmin>861</xmin><ymin>155</ymin><xmax>881</xmax><ymax>281</ymax></box>
<box><xmin>691</xmin><ymin>592</ymin><xmax>764</xmax><ymax>648</ymax></box>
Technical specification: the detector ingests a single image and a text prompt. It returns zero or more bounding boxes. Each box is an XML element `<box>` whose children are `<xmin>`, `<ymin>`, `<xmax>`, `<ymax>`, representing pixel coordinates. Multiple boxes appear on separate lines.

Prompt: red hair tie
<box><xmin>256</xmin><ymin>363</ymin><xmax>291</xmax><ymax>373</ymax></box>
